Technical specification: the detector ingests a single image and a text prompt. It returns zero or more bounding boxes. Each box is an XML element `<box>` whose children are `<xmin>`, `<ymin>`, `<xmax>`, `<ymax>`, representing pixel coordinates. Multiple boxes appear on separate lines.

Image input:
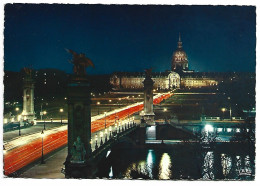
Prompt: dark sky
<box><xmin>4</xmin><ymin>4</ymin><xmax>256</xmax><ymax>74</ymax></box>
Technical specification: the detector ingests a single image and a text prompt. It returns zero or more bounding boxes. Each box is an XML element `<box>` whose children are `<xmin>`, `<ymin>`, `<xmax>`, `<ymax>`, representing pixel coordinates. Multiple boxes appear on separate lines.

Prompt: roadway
<box><xmin>3</xmin><ymin>92</ymin><xmax>172</xmax><ymax>176</ymax></box>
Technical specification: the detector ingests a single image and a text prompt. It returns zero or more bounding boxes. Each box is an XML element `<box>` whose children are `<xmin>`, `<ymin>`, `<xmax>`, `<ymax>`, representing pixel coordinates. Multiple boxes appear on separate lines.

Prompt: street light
<box><xmin>97</xmin><ymin>102</ymin><xmax>100</xmax><ymax>115</ymax></box>
<box><xmin>43</xmin><ymin>111</ymin><xmax>47</xmax><ymax>130</ymax></box>
<box><xmin>95</xmin><ymin>134</ymin><xmax>98</xmax><ymax>150</ymax></box>
<box><xmin>221</xmin><ymin>108</ymin><xmax>226</xmax><ymax>120</ymax></box>
<box><xmin>118</xmin><ymin>122</ymin><xmax>121</xmax><ymax>133</ymax></box>
<box><xmin>163</xmin><ymin>108</ymin><xmax>167</xmax><ymax>112</ymax></box>
<box><xmin>104</xmin><ymin>112</ymin><xmax>107</xmax><ymax>128</ymax></box>
<box><xmin>105</xmin><ymin>129</ymin><xmax>108</xmax><ymax>142</ymax></box>
<box><xmin>100</xmin><ymin>132</ymin><xmax>103</xmax><ymax>146</ymax></box>
<box><xmin>41</xmin><ymin>130</ymin><xmax>45</xmax><ymax>164</ymax></box>
<box><xmin>115</xmin><ymin>124</ymin><xmax>118</xmax><ymax>134</ymax></box>
<box><xmin>59</xmin><ymin>108</ymin><xmax>64</xmax><ymax>124</ymax></box>
<box><xmin>3</xmin><ymin>145</ymin><xmax>6</xmax><ymax>155</ymax></box>
<box><xmin>109</xmin><ymin>126</ymin><xmax>112</xmax><ymax>139</ymax></box>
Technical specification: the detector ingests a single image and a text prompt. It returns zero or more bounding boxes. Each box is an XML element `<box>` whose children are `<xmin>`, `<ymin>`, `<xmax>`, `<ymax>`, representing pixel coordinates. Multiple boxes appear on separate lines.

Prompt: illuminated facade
<box><xmin>110</xmin><ymin>34</ymin><xmax>221</xmax><ymax>90</ymax></box>
<box><xmin>110</xmin><ymin>71</ymin><xmax>180</xmax><ymax>90</ymax></box>
<box><xmin>171</xmin><ymin>34</ymin><xmax>188</xmax><ymax>71</ymax></box>
<box><xmin>21</xmin><ymin>71</ymin><xmax>36</xmax><ymax>124</ymax></box>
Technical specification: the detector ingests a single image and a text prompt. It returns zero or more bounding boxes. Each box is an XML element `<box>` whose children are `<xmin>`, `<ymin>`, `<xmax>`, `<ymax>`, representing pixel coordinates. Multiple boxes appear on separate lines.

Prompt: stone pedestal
<box><xmin>143</xmin><ymin>77</ymin><xmax>155</xmax><ymax>125</ymax></box>
<box><xmin>21</xmin><ymin>75</ymin><xmax>36</xmax><ymax>124</ymax></box>
<box><xmin>64</xmin><ymin>76</ymin><xmax>92</xmax><ymax>178</ymax></box>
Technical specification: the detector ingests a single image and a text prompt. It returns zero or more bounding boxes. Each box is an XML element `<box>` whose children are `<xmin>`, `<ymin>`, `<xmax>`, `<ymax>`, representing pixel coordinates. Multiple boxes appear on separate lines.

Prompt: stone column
<box><xmin>142</xmin><ymin>73</ymin><xmax>155</xmax><ymax>125</ymax></box>
<box><xmin>21</xmin><ymin>74</ymin><xmax>35</xmax><ymax>124</ymax></box>
<box><xmin>64</xmin><ymin>76</ymin><xmax>92</xmax><ymax>178</ymax></box>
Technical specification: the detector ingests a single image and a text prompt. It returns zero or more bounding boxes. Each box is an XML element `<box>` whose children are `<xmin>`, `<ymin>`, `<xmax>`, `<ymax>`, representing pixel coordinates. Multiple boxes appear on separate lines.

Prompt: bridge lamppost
<box><xmin>95</xmin><ymin>134</ymin><xmax>98</xmax><ymax>150</ymax></box>
<box><xmin>15</xmin><ymin>107</ymin><xmax>20</xmax><ymax>120</ymax></box>
<box><xmin>97</xmin><ymin>102</ymin><xmax>100</xmax><ymax>115</ymax></box>
<box><xmin>3</xmin><ymin>145</ymin><xmax>6</xmax><ymax>155</ymax></box>
<box><xmin>115</xmin><ymin>124</ymin><xmax>118</xmax><ymax>134</ymax></box>
<box><xmin>109</xmin><ymin>126</ymin><xmax>112</xmax><ymax>139</ymax></box>
<box><xmin>41</xmin><ymin>130</ymin><xmax>45</xmax><ymax>164</ymax></box>
<box><xmin>221</xmin><ymin>108</ymin><xmax>226</xmax><ymax>120</ymax></box>
<box><xmin>59</xmin><ymin>108</ymin><xmax>64</xmax><ymax>124</ymax></box>
<box><xmin>109</xmin><ymin>100</ymin><xmax>112</xmax><ymax>111</ymax></box>
<box><xmin>105</xmin><ymin>129</ymin><xmax>108</xmax><ymax>142</ymax></box>
<box><xmin>100</xmin><ymin>131</ymin><xmax>103</xmax><ymax>146</ymax></box>
<box><xmin>118</xmin><ymin>122</ymin><xmax>121</xmax><ymax>133</ymax></box>
<box><xmin>43</xmin><ymin>111</ymin><xmax>47</xmax><ymax>130</ymax></box>
<box><xmin>104</xmin><ymin>112</ymin><xmax>107</xmax><ymax>128</ymax></box>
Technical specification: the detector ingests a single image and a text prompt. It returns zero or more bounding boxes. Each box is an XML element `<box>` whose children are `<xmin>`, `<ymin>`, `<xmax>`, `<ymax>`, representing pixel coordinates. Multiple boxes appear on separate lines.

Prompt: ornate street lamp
<box><xmin>43</xmin><ymin>111</ymin><xmax>47</xmax><ymax>130</ymax></box>
<box><xmin>3</xmin><ymin>145</ymin><xmax>6</xmax><ymax>155</ymax></box>
<box><xmin>41</xmin><ymin>130</ymin><xmax>45</xmax><ymax>164</ymax></box>
<box><xmin>221</xmin><ymin>108</ymin><xmax>226</xmax><ymax>120</ymax></box>
<box><xmin>105</xmin><ymin>129</ymin><xmax>108</xmax><ymax>142</ymax></box>
<box><xmin>59</xmin><ymin>108</ymin><xmax>64</xmax><ymax>124</ymax></box>
<box><xmin>109</xmin><ymin>126</ymin><xmax>112</xmax><ymax>139</ymax></box>
<box><xmin>95</xmin><ymin>134</ymin><xmax>98</xmax><ymax>150</ymax></box>
<box><xmin>97</xmin><ymin>102</ymin><xmax>100</xmax><ymax>115</ymax></box>
<box><xmin>104</xmin><ymin>112</ymin><xmax>107</xmax><ymax>128</ymax></box>
<box><xmin>115</xmin><ymin>124</ymin><xmax>118</xmax><ymax>134</ymax></box>
<box><xmin>100</xmin><ymin>132</ymin><xmax>103</xmax><ymax>146</ymax></box>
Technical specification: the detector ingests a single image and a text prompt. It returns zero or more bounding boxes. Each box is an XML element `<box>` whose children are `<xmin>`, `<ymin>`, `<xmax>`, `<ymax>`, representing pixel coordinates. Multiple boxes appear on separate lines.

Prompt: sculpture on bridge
<box><xmin>66</xmin><ymin>49</ymin><xmax>94</xmax><ymax>76</ymax></box>
<box><xmin>144</xmin><ymin>68</ymin><xmax>152</xmax><ymax>79</ymax></box>
<box><xmin>70</xmin><ymin>136</ymin><xmax>86</xmax><ymax>163</ymax></box>
<box><xmin>23</xmin><ymin>67</ymin><xmax>32</xmax><ymax>77</ymax></box>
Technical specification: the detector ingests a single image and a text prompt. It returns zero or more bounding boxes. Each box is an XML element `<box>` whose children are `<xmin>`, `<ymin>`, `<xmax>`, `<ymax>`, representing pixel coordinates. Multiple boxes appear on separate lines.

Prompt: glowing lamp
<box><xmin>41</xmin><ymin>130</ymin><xmax>45</xmax><ymax>137</ymax></box>
<box><xmin>205</xmin><ymin>125</ymin><xmax>214</xmax><ymax>132</ymax></box>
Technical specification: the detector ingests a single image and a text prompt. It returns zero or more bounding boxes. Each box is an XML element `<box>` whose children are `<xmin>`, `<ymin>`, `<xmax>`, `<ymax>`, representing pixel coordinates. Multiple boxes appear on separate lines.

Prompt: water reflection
<box><xmin>202</xmin><ymin>151</ymin><xmax>214</xmax><ymax>180</ymax></box>
<box><xmin>109</xmin><ymin>166</ymin><xmax>113</xmax><ymax>178</ymax></box>
<box><xmin>159</xmin><ymin>153</ymin><xmax>172</xmax><ymax>179</ymax></box>
<box><xmin>106</xmin><ymin>123</ymin><xmax>254</xmax><ymax>180</ymax></box>
<box><xmin>221</xmin><ymin>153</ymin><xmax>232</xmax><ymax>177</ymax></box>
<box><xmin>146</xmin><ymin>150</ymin><xmax>154</xmax><ymax>178</ymax></box>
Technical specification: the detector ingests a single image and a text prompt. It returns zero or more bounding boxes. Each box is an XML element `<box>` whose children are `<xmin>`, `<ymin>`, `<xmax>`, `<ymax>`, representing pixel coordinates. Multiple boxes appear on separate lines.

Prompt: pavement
<box><xmin>3</xmin><ymin>122</ymin><xmax>64</xmax><ymax>142</ymax></box>
<box><xmin>6</xmin><ymin>118</ymin><xmax>139</xmax><ymax>178</ymax></box>
<box><xmin>19</xmin><ymin>147</ymin><xmax>67</xmax><ymax>178</ymax></box>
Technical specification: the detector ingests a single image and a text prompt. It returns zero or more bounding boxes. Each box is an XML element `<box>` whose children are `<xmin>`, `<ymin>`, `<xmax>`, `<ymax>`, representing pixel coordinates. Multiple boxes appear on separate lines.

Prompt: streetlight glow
<box><xmin>205</xmin><ymin>125</ymin><xmax>214</xmax><ymax>132</ymax></box>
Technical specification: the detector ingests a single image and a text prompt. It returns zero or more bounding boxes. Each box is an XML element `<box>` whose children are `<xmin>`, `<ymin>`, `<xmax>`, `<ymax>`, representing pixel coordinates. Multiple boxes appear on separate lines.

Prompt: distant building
<box><xmin>110</xmin><ymin>71</ymin><xmax>180</xmax><ymax>90</ymax></box>
<box><xmin>110</xmin><ymin>34</ymin><xmax>226</xmax><ymax>90</ymax></box>
<box><xmin>171</xmin><ymin>34</ymin><xmax>189</xmax><ymax>71</ymax></box>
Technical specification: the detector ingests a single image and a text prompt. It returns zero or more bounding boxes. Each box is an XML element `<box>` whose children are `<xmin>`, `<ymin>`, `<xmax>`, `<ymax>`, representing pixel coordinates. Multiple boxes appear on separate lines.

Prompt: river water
<box><xmin>99</xmin><ymin>124</ymin><xmax>255</xmax><ymax>180</ymax></box>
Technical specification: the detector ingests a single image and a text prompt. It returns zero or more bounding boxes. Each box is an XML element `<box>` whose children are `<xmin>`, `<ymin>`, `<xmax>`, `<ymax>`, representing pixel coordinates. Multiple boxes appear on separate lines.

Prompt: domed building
<box><xmin>171</xmin><ymin>34</ymin><xmax>188</xmax><ymax>71</ymax></box>
<box><xmin>110</xmin><ymin>34</ymin><xmax>222</xmax><ymax>90</ymax></box>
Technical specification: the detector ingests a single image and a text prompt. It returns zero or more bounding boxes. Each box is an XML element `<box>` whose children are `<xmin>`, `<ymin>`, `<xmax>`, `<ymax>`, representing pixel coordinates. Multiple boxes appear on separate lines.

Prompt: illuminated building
<box><xmin>171</xmin><ymin>33</ymin><xmax>188</xmax><ymax>71</ymax></box>
<box><xmin>110</xmin><ymin>34</ymin><xmax>223</xmax><ymax>90</ymax></box>
<box><xmin>110</xmin><ymin>71</ymin><xmax>180</xmax><ymax>90</ymax></box>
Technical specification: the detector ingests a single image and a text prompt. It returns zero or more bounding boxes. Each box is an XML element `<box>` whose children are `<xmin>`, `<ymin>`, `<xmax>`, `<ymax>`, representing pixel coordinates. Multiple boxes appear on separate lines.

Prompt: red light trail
<box><xmin>3</xmin><ymin>93</ymin><xmax>172</xmax><ymax>176</ymax></box>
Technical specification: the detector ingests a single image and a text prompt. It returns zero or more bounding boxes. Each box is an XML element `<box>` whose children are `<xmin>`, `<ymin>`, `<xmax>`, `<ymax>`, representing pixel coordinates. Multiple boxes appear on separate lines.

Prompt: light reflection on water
<box><xmin>203</xmin><ymin>151</ymin><xmax>214</xmax><ymax>180</ymax></box>
<box><xmin>159</xmin><ymin>153</ymin><xmax>172</xmax><ymax>179</ymax></box>
<box><xmin>146</xmin><ymin>150</ymin><xmax>154</xmax><ymax>178</ymax></box>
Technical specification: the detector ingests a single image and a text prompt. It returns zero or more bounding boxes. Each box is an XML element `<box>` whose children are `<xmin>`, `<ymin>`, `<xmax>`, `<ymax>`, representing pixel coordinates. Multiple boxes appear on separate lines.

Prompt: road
<box><xmin>3</xmin><ymin>92</ymin><xmax>172</xmax><ymax>176</ymax></box>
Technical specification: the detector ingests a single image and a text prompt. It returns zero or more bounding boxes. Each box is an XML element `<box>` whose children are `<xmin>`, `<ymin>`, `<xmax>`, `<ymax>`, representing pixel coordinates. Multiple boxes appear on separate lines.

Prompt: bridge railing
<box><xmin>90</xmin><ymin>120</ymin><xmax>138</xmax><ymax>153</ymax></box>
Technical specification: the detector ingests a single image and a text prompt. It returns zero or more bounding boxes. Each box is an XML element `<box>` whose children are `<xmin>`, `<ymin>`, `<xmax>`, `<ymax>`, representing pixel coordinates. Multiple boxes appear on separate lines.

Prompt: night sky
<box><xmin>4</xmin><ymin>4</ymin><xmax>256</xmax><ymax>74</ymax></box>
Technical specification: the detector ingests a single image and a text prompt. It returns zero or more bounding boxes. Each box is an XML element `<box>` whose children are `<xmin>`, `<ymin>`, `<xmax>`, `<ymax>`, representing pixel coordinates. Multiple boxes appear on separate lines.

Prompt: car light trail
<box><xmin>3</xmin><ymin>93</ymin><xmax>172</xmax><ymax>176</ymax></box>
